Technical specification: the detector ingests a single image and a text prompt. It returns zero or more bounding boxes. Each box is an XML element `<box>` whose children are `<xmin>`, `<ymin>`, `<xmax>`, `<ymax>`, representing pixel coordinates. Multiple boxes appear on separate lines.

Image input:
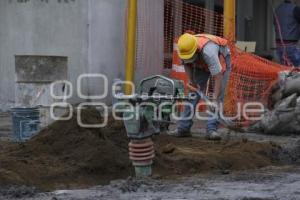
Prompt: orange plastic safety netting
<box><xmin>224</xmin><ymin>46</ymin><xmax>290</xmax><ymax>126</ymax></box>
<box><xmin>164</xmin><ymin>0</ymin><xmax>224</xmax><ymax>68</ymax></box>
<box><xmin>164</xmin><ymin>0</ymin><xmax>290</xmax><ymax>126</ymax></box>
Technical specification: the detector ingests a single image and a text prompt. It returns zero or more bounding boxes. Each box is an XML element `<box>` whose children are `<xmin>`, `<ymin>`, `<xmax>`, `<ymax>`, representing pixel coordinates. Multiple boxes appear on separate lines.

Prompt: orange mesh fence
<box><xmin>164</xmin><ymin>0</ymin><xmax>224</xmax><ymax>69</ymax></box>
<box><xmin>224</xmin><ymin>45</ymin><xmax>290</xmax><ymax>126</ymax></box>
<box><xmin>164</xmin><ymin>0</ymin><xmax>291</xmax><ymax>127</ymax></box>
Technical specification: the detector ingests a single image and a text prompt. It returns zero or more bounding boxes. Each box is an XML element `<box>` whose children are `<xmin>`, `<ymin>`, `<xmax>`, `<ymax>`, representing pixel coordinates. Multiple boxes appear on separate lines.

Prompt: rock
<box><xmin>271</xmin><ymin>89</ymin><xmax>283</xmax><ymax>107</ymax></box>
<box><xmin>276</xmin><ymin>93</ymin><xmax>298</xmax><ymax>110</ymax></box>
<box><xmin>162</xmin><ymin>143</ymin><xmax>175</xmax><ymax>154</ymax></box>
<box><xmin>250</xmin><ymin>94</ymin><xmax>300</xmax><ymax>135</ymax></box>
<box><xmin>283</xmin><ymin>74</ymin><xmax>300</xmax><ymax>97</ymax></box>
<box><xmin>220</xmin><ymin>170</ymin><xmax>231</xmax><ymax>175</ymax></box>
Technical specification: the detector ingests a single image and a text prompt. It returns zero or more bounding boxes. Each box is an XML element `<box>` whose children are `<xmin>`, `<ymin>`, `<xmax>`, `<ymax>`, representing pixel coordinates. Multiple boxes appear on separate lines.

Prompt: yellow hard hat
<box><xmin>177</xmin><ymin>33</ymin><xmax>198</xmax><ymax>60</ymax></box>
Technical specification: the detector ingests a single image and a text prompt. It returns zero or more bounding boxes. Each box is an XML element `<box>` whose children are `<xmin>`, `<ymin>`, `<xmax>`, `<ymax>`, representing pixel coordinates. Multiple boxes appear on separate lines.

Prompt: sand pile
<box><xmin>0</xmin><ymin>108</ymin><xmax>282</xmax><ymax>191</ymax></box>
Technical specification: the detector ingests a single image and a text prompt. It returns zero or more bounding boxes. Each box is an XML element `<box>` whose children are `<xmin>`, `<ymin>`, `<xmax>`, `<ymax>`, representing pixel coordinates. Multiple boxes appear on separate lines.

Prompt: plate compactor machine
<box><xmin>115</xmin><ymin>75</ymin><xmax>188</xmax><ymax>177</ymax></box>
<box><xmin>116</xmin><ymin>75</ymin><xmax>234</xmax><ymax>177</ymax></box>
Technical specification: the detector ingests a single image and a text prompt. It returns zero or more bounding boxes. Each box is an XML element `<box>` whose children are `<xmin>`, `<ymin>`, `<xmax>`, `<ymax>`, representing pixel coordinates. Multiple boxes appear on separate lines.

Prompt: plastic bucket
<box><xmin>11</xmin><ymin>107</ymin><xmax>40</xmax><ymax>142</ymax></box>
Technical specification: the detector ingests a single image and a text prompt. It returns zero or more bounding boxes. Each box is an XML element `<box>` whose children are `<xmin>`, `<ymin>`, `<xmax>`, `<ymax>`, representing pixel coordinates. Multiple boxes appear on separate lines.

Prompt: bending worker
<box><xmin>169</xmin><ymin>33</ymin><xmax>231</xmax><ymax>140</ymax></box>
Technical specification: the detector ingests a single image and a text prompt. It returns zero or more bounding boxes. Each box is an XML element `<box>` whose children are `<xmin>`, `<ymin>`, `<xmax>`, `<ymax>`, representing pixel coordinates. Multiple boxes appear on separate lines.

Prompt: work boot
<box><xmin>206</xmin><ymin>130</ymin><xmax>222</xmax><ymax>141</ymax></box>
<box><xmin>167</xmin><ymin>129</ymin><xmax>192</xmax><ymax>138</ymax></box>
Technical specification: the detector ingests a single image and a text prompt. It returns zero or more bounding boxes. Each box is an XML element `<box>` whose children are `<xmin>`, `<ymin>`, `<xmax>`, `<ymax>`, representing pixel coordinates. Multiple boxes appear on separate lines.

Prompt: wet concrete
<box><xmin>0</xmin><ymin>166</ymin><xmax>299</xmax><ymax>200</ymax></box>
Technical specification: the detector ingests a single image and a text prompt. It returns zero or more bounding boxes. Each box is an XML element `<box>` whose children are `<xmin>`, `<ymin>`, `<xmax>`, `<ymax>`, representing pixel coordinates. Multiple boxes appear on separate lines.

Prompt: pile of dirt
<box><xmin>0</xmin><ymin>108</ymin><xmax>283</xmax><ymax>191</ymax></box>
<box><xmin>154</xmin><ymin>135</ymin><xmax>281</xmax><ymax>176</ymax></box>
<box><xmin>0</xmin><ymin>108</ymin><xmax>132</xmax><ymax>191</ymax></box>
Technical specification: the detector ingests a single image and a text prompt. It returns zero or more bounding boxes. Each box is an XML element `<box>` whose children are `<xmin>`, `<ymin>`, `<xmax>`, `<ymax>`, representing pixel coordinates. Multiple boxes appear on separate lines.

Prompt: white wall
<box><xmin>0</xmin><ymin>0</ymin><xmax>89</xmax><ymax>109</ymax></box>
<box><xmin>88</xmin><ymin>0</ymin><xmax>126</xmax><ymax>105</ymax></box>
<box><xmin>0</xmin><ymin>0</ymin><xmax>164</xmax><ymax>109</ymax></box>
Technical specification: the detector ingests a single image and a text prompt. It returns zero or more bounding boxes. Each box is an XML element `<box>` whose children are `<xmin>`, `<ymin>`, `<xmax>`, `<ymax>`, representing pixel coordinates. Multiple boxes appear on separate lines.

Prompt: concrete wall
<box><xmin>236</xmin><ymin>0</ymin><xmax>276</xmax><ymax>57</ymax></box>
<box><xmin>236</xmin><ymin>0</ymin><xmax>253</xmax><ymax>41</ymax></box>
<box><xmin>236</xmin><ymin>0</ymin><xmax>284</xmax><ymax>58</ymax></box>
<box><xmin>88</xmin><ymin>0</ymin><xmax>126</xmax><ymax>104</ymax></box>
<box><xmin>251</xmin><ymin>0</ymin><xmax>275</xmax><ymax>56</ymax></box>
<box><xmin>0</xmin><ymin>0</ymin><xmax>89</xmax><ymax>110</ymax></box>
<box><xmin>0</xmin><ymin>0</ymin><xmax>165</xmax><ymax>109</ymax></box>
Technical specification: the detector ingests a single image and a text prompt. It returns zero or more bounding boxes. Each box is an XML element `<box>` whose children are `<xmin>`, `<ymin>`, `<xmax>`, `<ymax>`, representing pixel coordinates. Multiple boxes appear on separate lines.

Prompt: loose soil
<box><xmin>0</xmin><ymin>108</ymin><xmax>283</xmax><ymax>191</ymax></box>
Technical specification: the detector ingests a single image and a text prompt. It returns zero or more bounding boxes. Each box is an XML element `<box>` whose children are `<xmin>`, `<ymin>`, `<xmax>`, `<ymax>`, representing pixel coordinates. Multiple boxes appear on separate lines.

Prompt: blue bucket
<box><xmin>11</xmin><ymin>107</ymin><xmax>40</xmax><ymax>142</ymax></box>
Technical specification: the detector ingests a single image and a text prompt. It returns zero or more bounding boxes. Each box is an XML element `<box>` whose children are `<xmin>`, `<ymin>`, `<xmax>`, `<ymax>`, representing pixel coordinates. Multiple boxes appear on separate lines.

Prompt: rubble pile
<box><xmin>251</xmin><ymin>72</ymin><xmax>300</xmax><ymax>134</ymax></box>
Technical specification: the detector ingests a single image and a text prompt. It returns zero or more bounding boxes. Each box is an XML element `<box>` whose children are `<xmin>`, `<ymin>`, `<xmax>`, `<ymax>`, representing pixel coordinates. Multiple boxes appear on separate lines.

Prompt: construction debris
<box><xmin>250</xmin><ymin>72</ymin><xmax>300</xmax><ymax>134</ymax></box>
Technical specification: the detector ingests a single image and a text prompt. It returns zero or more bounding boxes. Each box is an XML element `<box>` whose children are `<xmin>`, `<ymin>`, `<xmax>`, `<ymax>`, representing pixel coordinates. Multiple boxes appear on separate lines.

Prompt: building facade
<box><xmin>0</xmin><ymin>0</ymin><xmax>164</xmax><ymax>110</ymax></box>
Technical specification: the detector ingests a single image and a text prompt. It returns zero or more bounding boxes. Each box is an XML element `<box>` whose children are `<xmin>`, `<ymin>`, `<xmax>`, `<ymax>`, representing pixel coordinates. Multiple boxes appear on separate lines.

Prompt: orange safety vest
<box><xmin>195</xmin><ymin>34</ymin><xmax>228</xmax><ymax>50</ymax></box>
<box><xmin>194</xmin><ymin>34</ymin><xmax>228</xmax><ymax>73</ymax></box>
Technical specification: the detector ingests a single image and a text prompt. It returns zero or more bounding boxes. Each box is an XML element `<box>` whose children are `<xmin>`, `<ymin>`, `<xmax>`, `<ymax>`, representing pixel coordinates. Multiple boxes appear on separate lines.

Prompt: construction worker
<box><xmin>274</xmin><ymin>0</ymin><xmax>300</xmax><ymax>67</ymax></box>
<box><xmin>169</xmin><ymin>33</ymin><xmax>231</xmax><ymax>140</ymax></box>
